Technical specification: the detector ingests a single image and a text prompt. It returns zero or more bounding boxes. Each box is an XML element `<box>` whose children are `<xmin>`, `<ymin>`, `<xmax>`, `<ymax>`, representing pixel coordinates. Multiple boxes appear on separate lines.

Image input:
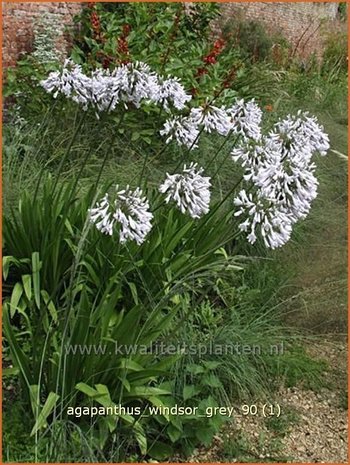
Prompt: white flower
<box><xmin>159</xmin><ymin>163</ymin><xmax>211</xmax><ymax>218</ymax></box>
<box><xmin>189</xmin><ymin>104</ymin><xmax>232</xmax><ymax>136</ymax></box>
<box><xmin>226</xmin><ymin>99</ymin><xmax>262</xmax><ymax>141</ymax></box>
<box><xmin>160</xmin><ymin>116</ymin><xmax>200</xmax><ymax>149</ymax></box>
<box><xmin>41</xmin><ymin>59</ymin><xmax>88</xmax><ymax>101</ymax></box>
<box><xmin>90</xmin><ymin>69</ymin><xmax>120</xmax><ymax>113</ymax></box>
<box><xmin>88</xmin><ymin>193</ymin><xmax>115</xmax><ymax>236</ymax></box>
<box><xmin>160</xmin><ymin>100</ymin><xmax>260</xmax><ymax>149</ymax></box>
<box><xmin>232</xmin><ymin>111</ymin><xmax>330</xmax><ymax>239</ymax></box>
<box><xmin>89</xmin><ymin>187</ymin><xmax>153</xmax><ymax>245</ymax></box>
<box><xmin>41</xmin><ymin>61</ymin><xmax>181</xmax><ymax>113</ymax></box>
<box><xmin>113</xmin><ymin>186</ymin><xmax>153</xmax><ymax>245</ymax></box>
<box><xmin>234</xmin><ymin>190</ymin><xmax>293</xmax><ymax>249</ymax></box>
<box><xmin>158</xmin><ymin>76</ymin><xmax>192</xmax><ymax>111</ymax></box>
<box><xmin>231</xmin><ymin>137</ymin><xmax>275</xmax><ymax>175</ymax></box>
<box><xmin>276</xmin><ymin>111</ymin><xmax>330</xmax><ymax>156</ymax></box>
<box><xmin>114</xmin><ymin>61</ymin><xmax>160</xmax><ymax>108</ymax></box>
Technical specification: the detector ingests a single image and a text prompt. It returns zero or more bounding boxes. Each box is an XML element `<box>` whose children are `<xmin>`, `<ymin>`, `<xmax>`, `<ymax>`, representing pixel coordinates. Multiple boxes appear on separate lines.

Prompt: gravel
<box><xmin>185</xmin><ymin>339</ymin><xmax>348</xmax><ymax>463</ymax></box>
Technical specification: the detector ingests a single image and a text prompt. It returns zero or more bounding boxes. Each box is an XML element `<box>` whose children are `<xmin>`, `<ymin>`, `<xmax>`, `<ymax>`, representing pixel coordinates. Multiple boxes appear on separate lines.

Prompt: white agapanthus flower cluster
<box><xmin>232</xmin><ymin>112</ymin><xmax>330</xmax><ymax>248</ymax></box>
<box><xmin>159</xmin><ymin>163</ymin><xmax>211</xmax><ymax>219</ymax></box>
<box><xmin>41</xmin><ymin>60</ymin><xmax>191</xmax><ymax>113</ymax></box>
<box><xmin>113</xmin><ymin>62</ymin><xmax>160</xmax><ymax>108</ymax></box>
<box><xmin>275</xmin><ymin>110</ymin><xmax>330</xmax><ymax>157</ymax></box>
<box><xmin>226</xmin><ymin>99</ymin><xmax>262</xmax><ymax>141</ymax></box>
<box><xmin>89</xmin><ymin>186</ymin><xmax>153</xmax><ymax>245</ymax></box>
<box><xmin>40</xmin><ymin>60</ymin><xmax>90</xmax><ymax>103</ymax></box>
<box><xmin>89</xmin><ymin>193</ymin><xmax>114</xmax><ymax>236</ymax></box>
<box><xmin>234</xmin><ymin>190</ymin><xmax>293</xmax><ymax>249</ymax></box>
<box><xmin>43</xmin><ymin>61</ymin><xmax>329</xmax><ymax>250</ymax></box>
<box><xmin>160</xmin><ymin>99</ymin><xmax>263</xmax><ymax>149</ymax></box>
<box><xmin>189</xmin><ymin>105</ymin><xmax>233</xmax><ymax>136</ymax></box>
<box><xmin>160</xmin><ymin>116</ymin><xmax>200</xmax><ymax>149</ymax></box>
<box><xmin>158</xmin><ymin>77</ymin><xmax>192</xmax><ymax>111</ymax></box>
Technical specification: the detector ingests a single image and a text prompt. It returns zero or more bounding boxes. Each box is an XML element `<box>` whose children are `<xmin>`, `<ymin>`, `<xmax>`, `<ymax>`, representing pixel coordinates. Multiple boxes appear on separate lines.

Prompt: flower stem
<box><xmin>51</xmin><ymin>110</ymin><xmax>88</xmax><ymax>198</ymax></box>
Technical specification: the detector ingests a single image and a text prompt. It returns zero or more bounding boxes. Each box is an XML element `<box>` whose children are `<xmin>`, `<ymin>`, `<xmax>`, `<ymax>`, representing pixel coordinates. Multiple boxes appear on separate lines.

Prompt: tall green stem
<box><xmin>51</xmin><ymin>111</ymin><xmax>88</xmax><ymax>198</ymax></box>
<box><xmin>93</xmin><ymin>110</ymin><xmax>126</xmax><ymax>191</ymax></box>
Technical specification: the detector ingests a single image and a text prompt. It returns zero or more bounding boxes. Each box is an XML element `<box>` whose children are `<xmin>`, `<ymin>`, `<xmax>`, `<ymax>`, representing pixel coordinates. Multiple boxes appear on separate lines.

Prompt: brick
<box><xmin>2</xmin><ymin>2</ymin><xmax>83</xmax><ymax>69</ymax></box>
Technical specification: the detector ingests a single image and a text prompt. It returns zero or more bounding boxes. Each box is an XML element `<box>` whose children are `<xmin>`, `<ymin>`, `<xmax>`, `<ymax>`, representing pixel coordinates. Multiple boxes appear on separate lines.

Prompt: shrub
<box><xmin>221</xmin><ymin>17</ymin><xmax>290</xmax><ymax>64</ymax></box>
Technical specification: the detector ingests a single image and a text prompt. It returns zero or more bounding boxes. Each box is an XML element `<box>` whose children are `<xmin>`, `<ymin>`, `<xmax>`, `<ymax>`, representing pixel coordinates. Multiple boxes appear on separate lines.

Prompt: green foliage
<box><xmin>148</xmin><ymin>361</ymin><xmax>228</xmax><ymax>458</ymax></box>
<box><xmin>71</xmin><ymin>3</ymin><xmax>273</xmax><ymax>105</ymax></box>
<box><xmin>264</xmin><ymin>406</ymin><xmax>300</xmax><ymax>437</ymax></box>
<box><xmin>4</xmin><ymin>58</ymin><xmax>57</xmax><ymax>120</ymax></box>
<box><xmin>3</xmin><ymin>173</ymin><xmax>241</xmax><ymax>460</ymax></box>
<box><xmin>265</xmin><ymin>345</ymin><xmax>328</xmax><ymax>390</ymax></box>
<box><xmin>3</xmin><ymin>400</ymin><xmax>38</xmax><ymax>462</ymax></box>
<box><xmin>322</xmin><ymin>30</ymin><xmax>348</xmax><ymax>76</ymax></box>
<box><xmin>220</xmin><ymin>431</ymin><xmax>293</xmax><ymax>463</ymax></box>
<box><xmin>222</xmin><ymin>17</ymin><xmax>290</xmax><ymax>63</ymax></box>
<box><xmin>337</xmin><ymin>2</ymin><xmax>347</xmax><ymax>21</ymax></box>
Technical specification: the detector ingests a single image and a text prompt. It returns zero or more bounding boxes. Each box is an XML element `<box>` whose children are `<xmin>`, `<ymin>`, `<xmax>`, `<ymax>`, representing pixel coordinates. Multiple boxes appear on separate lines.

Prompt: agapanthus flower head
<box><xmin>89</xmin><ymin>193</ymin><xmax>115</xmax><ymax>236</ymax></box>
<box><xmin>231</xmin><ymin>110</ymin><xmax>330</xmax><ymax>248</ymax></box>
<box><xmin>90</xmin><ymin>68</ymin><xmax>119</xmax><ymax>113</ymax></box>
<box><xmin>231</xmin><ymin>137</ymin><xmax>275</xmax><ymax>174</ymax></box>
<box><xmin>159</xmin><ymin>163</ymin><xmax>211</xmax><ymax>218</ymax></box>
<box><xmin>234</xmin><ymin>189</ymin><xmax>293</xmax><ymax>249</ymax></box>
<box><xmin>160</xmin><ymin>116</ymin><xmax>200</xmax><ymax>149</ymax></box>
<box><xmin>114</xmin><ymin>61</ymin><xmax>160</xmax><ymax>108</ymax></box>
<box><xmin>227</xmin><ymin>99</ymin><xmax>262</xmax><ymax>141</ymax></box>
<box><xmin>41</xmin><ymin>59</ymin><xmax>91</xmax><ymax>105</ymax></box>
<box><xmin>42</xmin><ymin>60</ymin><xmax>192</xmax><ymax>114</ymax></box>
<box><xmin>189</xmin><ymin>104</ymin><xmax>232</xmax><ymax>136</ymax></box>
<box><xmin>276</xmin><ymin>111</ymin><xmax>330</xmax><ymax>157</ymax></box>
<box><xmin>113</xmin><ymin>186</ymin><xmax>153</xmax><ymax>244</ymax></box>
<box><xmin>158</xmin><ymin>76</ymin><xmax>192</xmax><ymax>111</ymax></box>
<box><xmin>89</xmin><ymin>186</ymin><xmax>153</xmax><ymax>245</ymax></box>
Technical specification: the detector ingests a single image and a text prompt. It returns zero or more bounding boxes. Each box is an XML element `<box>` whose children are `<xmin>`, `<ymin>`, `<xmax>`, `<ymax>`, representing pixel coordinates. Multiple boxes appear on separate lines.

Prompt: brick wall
<box><xmin>2</xmin><ymin>2</ymin><xmax>83</xmax><ymax>68</ymax></box>
<box><xmin>214</xmin><ymin>2</ymin><xmax>343</xmax><ymax>59</ymax></box>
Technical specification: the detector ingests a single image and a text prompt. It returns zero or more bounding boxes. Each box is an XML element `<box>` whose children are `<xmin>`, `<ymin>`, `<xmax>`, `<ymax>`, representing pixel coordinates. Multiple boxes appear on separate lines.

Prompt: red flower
<box><xmin>196</xmin><ymin>67</ymin><xmax>208</xmax><ymax>77</ymax></box>
<box><xmin>118</xmin><ymin>37</ymin><xmax>129</xmax><ymax>54</ymax></box>
<box><xmin>90</xmin><ymin>10</ymin><xmax>101</xmax><ymax>36</ymax></box>
<box><xmin>214</xmin><ymin>38</ymin><xmax>225</xmax><ymax>50</ymax></box>
<box><xmin>204</xmin><ymin>54</ymin><xmax>217</xmax><ymax>65</ymax></box>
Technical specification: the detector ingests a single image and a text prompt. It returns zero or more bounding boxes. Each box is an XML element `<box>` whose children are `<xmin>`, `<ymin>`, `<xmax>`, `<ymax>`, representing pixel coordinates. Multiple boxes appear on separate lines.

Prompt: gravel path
<box><xmin>186</xmin><ymin>340</ymin><xmax>348</xmax><ymax>463</ymax></box>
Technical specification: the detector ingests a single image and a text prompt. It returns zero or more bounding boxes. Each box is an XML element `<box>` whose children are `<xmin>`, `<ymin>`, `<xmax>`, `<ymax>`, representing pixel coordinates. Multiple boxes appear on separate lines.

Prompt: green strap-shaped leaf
<box><xmin>22</xmin><ymin>274</ymin><xmax>32</xmax><ymax>302</ymax></box>
<box><xmin>3</xmin><ymin>305</ymin><xmax>32</xmax><ymax>388</ymax></box>
<box><xmin>10</xmin><ymin>282</ymin><xmax>23</xmax><ymax>317</ymax></box>
<box><xmin>40</xmin><ymin>290</ymin><xmax>58</xmax><ymax>323</ymax></box>
<box><xmin>75</xmin><ymin>382</ymin><xmax>98</xmax><ymax>398</ymax></box>
<box><xmin>31</xmin><ymin>252</ymin><xmax>42</xmax><ymax>309</ymax></box>
<box><xmin>30</xmin><ymin>392</ymin><xmax>60</xmax><ymax>436</ymax></box>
